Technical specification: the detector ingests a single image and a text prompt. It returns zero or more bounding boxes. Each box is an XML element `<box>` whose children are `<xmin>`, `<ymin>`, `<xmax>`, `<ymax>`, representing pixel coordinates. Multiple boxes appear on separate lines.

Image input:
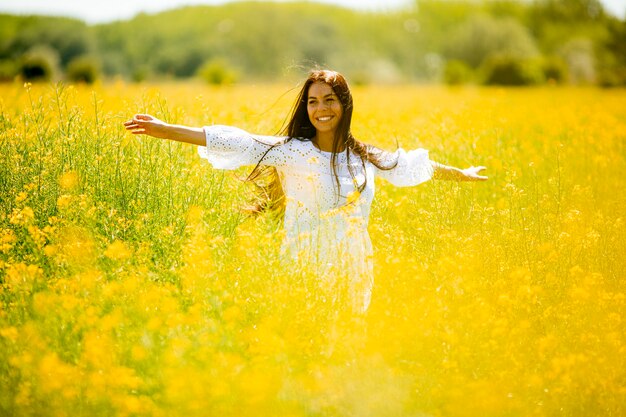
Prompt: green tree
<box><xmin>66</xmin><ymin>55</ymin><xmax>100</xmax><ymax>84</ymax></box>
<box><xmin>2</xmin><ymin>1</ymin><xmax>625</xmax><ymax>85</ymax></box>
<box><xmin>481</xmin><ymin>55</ymin><xmax>545</xmax><ymax>85</ymax></box>
<box><xmin>19</xmin><ymin>45</ymin><xmax>59</xmax><ymax>81</ymax></box>
<box><xmin>444</xmin><ymin>14</ymin><xmax>539</xmax><ymax>68</ymax></box>
<box><xmin>598</xmin><ymin>17</ymin><xmax>626</xmax><ymax>86</ymax></box>
<box><xmin>443</xmin><ymin>60</ymin><xmax>473</xmax><ymax>85</ymax></box>
<box><xmin>5</xmin><ymin>16</ymin><xmax>93</xmax><ymax>67</ymax></box>
<box><xmin>197</xmin><ymin>58</ymin><xmax>238</xmax><ymax>85</ymax></box>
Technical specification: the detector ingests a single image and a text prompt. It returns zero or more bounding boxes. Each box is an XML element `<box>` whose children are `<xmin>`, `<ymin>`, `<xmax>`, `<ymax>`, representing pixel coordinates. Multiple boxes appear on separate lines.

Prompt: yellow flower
<box><xmin>57</xmin><ymin>194</ymin><xmax>73</xmax><ymax>209</ymax></box>
<box><xmin>131</xmin><ymin>345</ymin><xmax>148</xmax><ymax>361</ymax></box>
<box><xmin>0</xmin><ymin>327</ymin><xmax>18</xmax><ymax>342</ymax></box>
<box><xmin>0</xmin><ymin>229</ymin><xmax>17</xmax><ymax>253</ymax></box>
<box><xmin>346</xmin><ymin>190</ymin><xmax>360</xmax><ymax>205</ymax></box>
<box><xmin>59</xmin><ymin>171</ymin><xmax>79</xmax><ymax>190</ymax></box>
<box><xmin>15</xmin><ymin>191</ymin><xmax>28</xmax><ymax>204</ymax></box>
<box><xmin>104</xmin><ymin>240</ymin><xmax>132</xmax><ymax>261</ymax></box>
<box><xmin>186</xmin><ymin>205</ymin><xmax>204</xmax><ymax>224</ymax></box>
<box><xmin>5</xmin><ymin>263</ymin><xmax>42</xmax><ymax>292</ymax></box>
<box><xmin>222</xmin><ymin>305</ymin><xmax>243</xmax><ymax>323</ymax></box>
<box><xmin>38</xmin><ymin>353</ymin><xmax>75</xmax><ymax>393</ymax></box>
<box><xmin>28</xmin><ymin>225</ymin><xmax>46</xmax><ymax>248</ymax></box>
<box><xmin>9</xmin><ymin>206</ymin><xmax>34</xmax><ymax>225</ymax></box>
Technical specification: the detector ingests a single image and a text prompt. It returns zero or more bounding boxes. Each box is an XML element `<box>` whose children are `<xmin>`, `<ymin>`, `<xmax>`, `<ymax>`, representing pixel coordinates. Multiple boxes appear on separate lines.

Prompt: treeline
<box><xmin>1</xmin><ymin>0</ymin><xmax>625</xmax><ymax>86</ymax></box>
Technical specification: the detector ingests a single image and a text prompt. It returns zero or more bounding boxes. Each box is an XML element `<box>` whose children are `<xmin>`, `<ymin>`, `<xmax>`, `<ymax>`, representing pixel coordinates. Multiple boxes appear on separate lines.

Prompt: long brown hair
<box><xmin>246</xmin><ymin>69</ymin><xmax>397</xmax><ymax>215</ymax></box>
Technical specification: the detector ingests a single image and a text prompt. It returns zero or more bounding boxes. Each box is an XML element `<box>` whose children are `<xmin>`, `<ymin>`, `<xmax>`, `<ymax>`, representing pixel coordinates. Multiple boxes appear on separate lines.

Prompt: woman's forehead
<box><xmin>308</xmin><ymin>82</ymin><xmax>334</xmax><ymax>98</ymax></box>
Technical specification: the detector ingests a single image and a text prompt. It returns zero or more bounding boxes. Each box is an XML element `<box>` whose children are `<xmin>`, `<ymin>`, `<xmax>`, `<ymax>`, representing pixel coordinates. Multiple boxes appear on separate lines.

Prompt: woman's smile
<box><xmin>316</xmin><ymin>115</ymin><xmax>334</xmax><ymax>122</ymax></box>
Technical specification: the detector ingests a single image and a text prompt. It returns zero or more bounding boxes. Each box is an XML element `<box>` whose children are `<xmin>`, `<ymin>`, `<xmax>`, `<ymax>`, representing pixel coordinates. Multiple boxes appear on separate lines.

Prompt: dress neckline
<box><xmin>311</xmin><ymin>141</ymin><xmax>345</xmax><ymax>155</ymax></box>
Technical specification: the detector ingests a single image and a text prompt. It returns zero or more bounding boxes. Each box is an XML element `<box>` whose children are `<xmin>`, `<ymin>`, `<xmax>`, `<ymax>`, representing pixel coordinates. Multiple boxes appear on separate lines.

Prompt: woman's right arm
<box><xmin>126</xmin><ymin>114</ymin><xmax>288</xmax><ymax>170</ymax></box>
<box><xmin>124</xmin><ymin>114</ymin><xmax>205</xmax><ymax>146</ymax></box>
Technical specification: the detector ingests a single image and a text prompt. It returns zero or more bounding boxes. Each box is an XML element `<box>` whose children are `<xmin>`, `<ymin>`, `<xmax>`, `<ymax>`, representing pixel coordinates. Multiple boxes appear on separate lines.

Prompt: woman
<box><xmin>124</xmin><ymin>69</ymin><xmax>487</xmax><ymax>313</ymax></box>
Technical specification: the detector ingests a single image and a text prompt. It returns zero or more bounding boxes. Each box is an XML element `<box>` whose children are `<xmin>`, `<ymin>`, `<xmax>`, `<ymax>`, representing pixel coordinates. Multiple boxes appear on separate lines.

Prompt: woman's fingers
<box><xmin>474</xmin><ymin>168</ymin><xmax>488</xmax><ymax>180</ymax></box>
<box><xmin>126</xmin><ymin>125</ymin><xmax>146</xmax><ymax>134</ymax></box>
<box><xmin>123</xmin><ymin>119</ymin><xmax>148</xmax><ymax>134</ymax></box>
<box><xmin>123</xmin><ymin>115</ymin><xmax>150</xmax><ymax>137</ymax></box>
<box><xmin>124</xmin><ymin>115</ymin><xmax>154</xmax><ymax>133</ymax></box>
<box><xmin>123</xmin><ymin>114</ymin><xmax>152</xmax><ymax>126</ymax></box>
<box><xmin>123</xmin><ymin>114</ymin><xmax>164</xmax><ymax>138</ymax></box>
<box><xmin>465</xmin><ymin>166</ymin><xmax>488</xmax><ymax>181</ymax></box>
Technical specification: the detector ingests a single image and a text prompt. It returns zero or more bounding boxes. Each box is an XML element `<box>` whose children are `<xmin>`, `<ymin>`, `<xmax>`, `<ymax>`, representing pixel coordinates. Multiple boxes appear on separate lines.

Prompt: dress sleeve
<box><xmin>374</xmin><ymin>148</ymin><xmax>434</xmax><ymax>187</ymax></box>
<box><xmin>197</xmin><ymin>125</ymin><xmax>285</xmax><ymax>170</ymax></box>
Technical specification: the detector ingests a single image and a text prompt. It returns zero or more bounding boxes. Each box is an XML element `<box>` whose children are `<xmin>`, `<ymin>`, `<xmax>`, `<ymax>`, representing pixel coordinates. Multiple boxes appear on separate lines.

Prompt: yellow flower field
<box><xmin>0</xmin><ymin>81</ymin><xmax>625</xmax><ymax>417</ymax></box>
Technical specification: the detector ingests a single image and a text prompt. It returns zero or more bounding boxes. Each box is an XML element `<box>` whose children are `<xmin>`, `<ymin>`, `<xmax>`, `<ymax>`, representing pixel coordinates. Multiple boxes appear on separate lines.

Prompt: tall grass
<box><xmin>1</xmin><ymin>81</ymin><xmax>625</xmax><ymax>417</ymax></box>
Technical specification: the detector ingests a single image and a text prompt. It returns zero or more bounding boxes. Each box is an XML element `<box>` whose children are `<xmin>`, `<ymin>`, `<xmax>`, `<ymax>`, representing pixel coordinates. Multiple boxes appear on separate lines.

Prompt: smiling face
<box><xmin>307</xmin><ymin>81</ymin><xmax>343</xmax><ymax>137</ymax></box>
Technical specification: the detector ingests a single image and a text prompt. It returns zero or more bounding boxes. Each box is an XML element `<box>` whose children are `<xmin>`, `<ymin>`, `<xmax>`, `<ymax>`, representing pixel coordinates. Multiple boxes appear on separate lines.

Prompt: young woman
<box><xmin>124</xmin><ymin>69</ymin><xmax>487</xmax><ymax>313</ymax></box>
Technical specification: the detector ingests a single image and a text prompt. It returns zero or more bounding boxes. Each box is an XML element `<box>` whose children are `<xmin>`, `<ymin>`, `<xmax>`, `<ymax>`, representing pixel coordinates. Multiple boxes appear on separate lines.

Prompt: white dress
<box><xmin>198</xmin><ymin>125</ymin><xmax>433</xmax><ymax>312</ymax></box>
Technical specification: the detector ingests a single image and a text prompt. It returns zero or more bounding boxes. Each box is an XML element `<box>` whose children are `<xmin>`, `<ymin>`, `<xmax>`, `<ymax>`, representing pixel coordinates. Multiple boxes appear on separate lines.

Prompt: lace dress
<box><xmin>198</xmin><ymin>125</ymin><xmax>433</xmax><ymax>312</ymax></box>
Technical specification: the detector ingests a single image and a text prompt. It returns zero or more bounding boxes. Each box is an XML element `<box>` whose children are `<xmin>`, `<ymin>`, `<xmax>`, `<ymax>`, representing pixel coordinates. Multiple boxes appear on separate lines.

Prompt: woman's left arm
<box><xmin>431</xmin><ymin>161</ymin><xmax>488</xmax><ymax>181</ymax></box>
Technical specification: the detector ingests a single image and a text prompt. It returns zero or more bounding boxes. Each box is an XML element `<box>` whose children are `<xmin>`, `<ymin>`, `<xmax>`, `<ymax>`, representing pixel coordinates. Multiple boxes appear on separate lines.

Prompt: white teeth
<box><xmin>318</xmin><ymin>116</ymin><xmax>332</xmax><ymax>121</ymax></box>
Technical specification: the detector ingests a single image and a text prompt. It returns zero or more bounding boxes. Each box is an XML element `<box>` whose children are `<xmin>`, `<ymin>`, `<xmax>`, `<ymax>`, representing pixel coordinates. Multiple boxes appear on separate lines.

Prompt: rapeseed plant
<box><xmin>0</xmin><ymin>81</ymin><xmax>624</xmax><ymax>417</ymax></box>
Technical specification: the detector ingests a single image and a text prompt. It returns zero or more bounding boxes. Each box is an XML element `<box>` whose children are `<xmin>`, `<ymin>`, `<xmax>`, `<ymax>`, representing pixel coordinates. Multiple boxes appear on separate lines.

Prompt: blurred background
<box><xmin>0</xmin><ymin>0</ymin><xmax>625</xmax><ymax>86</ymax></box>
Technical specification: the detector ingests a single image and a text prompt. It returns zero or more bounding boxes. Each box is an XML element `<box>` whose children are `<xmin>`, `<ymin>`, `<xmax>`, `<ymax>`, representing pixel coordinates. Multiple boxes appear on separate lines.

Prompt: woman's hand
<box><xmin>432</xmin><ymin>162</ymin><xmax>488</xmax><ymax>181</ymax></box>
<box><xmin>124</xmin><ymin>114</ymin><xmax>171</xmax><ymax>139</ymax></box>
<box><xmin>461</xmin><ymin>165</ymin><xmax>488</xmax><ymax>181</ymax></box>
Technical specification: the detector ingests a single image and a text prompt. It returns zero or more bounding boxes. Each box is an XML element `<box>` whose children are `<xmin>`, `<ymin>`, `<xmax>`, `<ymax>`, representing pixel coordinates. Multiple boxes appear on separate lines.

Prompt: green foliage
<box><xmin>530</xmin><ymin>0</ymin><xmax>607</xmax><ymax>23</ymax></box>
<box><xmin>542</xmin><ymin>56</ymin><xmax>569</xmax><ymax>83</ymax></box>
<box><xmin>443</xmin><ymin>59</ymin><xmax>473</xmax><ymax>85</ymax></box>
<box><xmin>481</xmin><ymin>55</ymin><xmax>545</xmax><ymax>86</ymax></box>
<box><xmin>598</xmin><ymin>18</ymin><xmax>626</xmax><ymax>86</ymax></box>
<box><xmin>131</xmin><ymin>66</ymin><xmax>150</xmax><ymax>83</ymax></box>
<box><xmin>0</xmin><ymin>15</ymin><xmax>92</xmax><ymax>67</ymax></box>
<box><xmin>197</xmin><ymin>58</ymin><xmax>238</xmax><ymax>85</ymax></box>
<box><xmin>1</xmin><ymin>1</ymin><xmax>625</xmax><ymax>85</ymax></box>
<box><xmin>444</xmin><ymin>14</ymin><xmax>539</xmax><ymax>69</ymax></box>
<box><xmin>66</xmin><ymin>55</ymin><xmax>100</xmax><ymax>84</ymax></box>
<box><xmin>19</xmin><ymin>45</ymin><xmax>59</xmax><ymax>82</ymax></box>
<box><xmin>528</xmin><ymin>0</ymin><xmax>610</xmax><ymax>53</ymax></box>
<box><xmin>154</xmin><ymin>46</ymin><xmax>204</xmax><ymax>77</ymax></box>
<box><xmin>0</xmin><ymin>59</ymin><xmax>18</xmax><ymax>82</ymax></box>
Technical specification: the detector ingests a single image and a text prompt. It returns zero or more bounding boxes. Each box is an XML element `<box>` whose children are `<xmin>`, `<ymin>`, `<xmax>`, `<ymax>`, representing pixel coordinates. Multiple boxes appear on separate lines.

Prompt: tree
<box><xmin>66</xmin><ymin>55</ymin><xmax>100</xmax><ymax>84</ymax></box>
<box><xmin>6</xmin><ymin>17</ymin><xmax>93</xmax><ymax>68</ymax></box>
<box><xmin>19</xmin><ymin>45</ymin><xmax>59</xmax><ymax>82</ymax></box>
<box><xmin>444</xmin><ymin>14</ymin><xmax>539</xmax><ymax>68</ymax></box>
<box><xmin>197</xmin><ymin>58</ymin><xmax>238</xmax><ymax>85</ymax></box>
<box><xmin>482</xmin><ymin>55</ymin><xmax>544</xmax><ymax>85</ymax></box>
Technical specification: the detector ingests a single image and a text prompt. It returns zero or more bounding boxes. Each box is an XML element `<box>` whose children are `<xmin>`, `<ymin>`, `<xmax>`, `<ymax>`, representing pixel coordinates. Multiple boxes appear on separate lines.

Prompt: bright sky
<box><xmin>0</xmin><ymin>0</ymin><xmax>624</xmax><ymax>23</ymax></box>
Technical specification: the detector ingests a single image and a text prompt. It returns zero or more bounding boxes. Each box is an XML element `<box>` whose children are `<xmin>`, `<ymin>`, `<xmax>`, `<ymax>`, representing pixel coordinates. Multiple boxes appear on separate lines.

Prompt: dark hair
<box><xmin>246</xmin><ymin>69</ymin><xmax>397</xmax><ymax>215</ymax></box>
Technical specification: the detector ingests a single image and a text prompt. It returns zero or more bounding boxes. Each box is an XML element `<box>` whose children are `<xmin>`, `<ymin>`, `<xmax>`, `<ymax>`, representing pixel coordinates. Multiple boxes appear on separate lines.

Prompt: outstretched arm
<box><xmin>124</xmin><ymin>114</ymin><xmax>205</xmax><ymax>146</ymax></box>
<box><xmin>431</xmin><ymin>161</ymin><xmax>488</xmax><ymax>181</ymax></box>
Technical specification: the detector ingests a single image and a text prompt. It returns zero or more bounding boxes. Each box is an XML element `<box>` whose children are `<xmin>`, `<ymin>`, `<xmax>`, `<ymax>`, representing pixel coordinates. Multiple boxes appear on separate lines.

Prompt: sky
<box><xmin>0</xmin><ymin>0</ymin><xmax>624</xmax><ymax>23</ymax></box>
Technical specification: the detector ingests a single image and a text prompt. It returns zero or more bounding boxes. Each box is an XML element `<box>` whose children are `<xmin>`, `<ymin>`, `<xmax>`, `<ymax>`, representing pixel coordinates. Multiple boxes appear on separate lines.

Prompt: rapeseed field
<box><xmin>1</xmin><ymin>81</ymin><xmax>624</xmax><ymax>417</ymax></box>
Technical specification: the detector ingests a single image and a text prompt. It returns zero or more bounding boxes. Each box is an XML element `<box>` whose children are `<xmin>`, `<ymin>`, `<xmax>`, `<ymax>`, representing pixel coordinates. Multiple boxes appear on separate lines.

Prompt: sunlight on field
<box><xmin>1</xmin><ymin>80</ymin><xmax>625</xmax><ymax>416</ymax></box>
